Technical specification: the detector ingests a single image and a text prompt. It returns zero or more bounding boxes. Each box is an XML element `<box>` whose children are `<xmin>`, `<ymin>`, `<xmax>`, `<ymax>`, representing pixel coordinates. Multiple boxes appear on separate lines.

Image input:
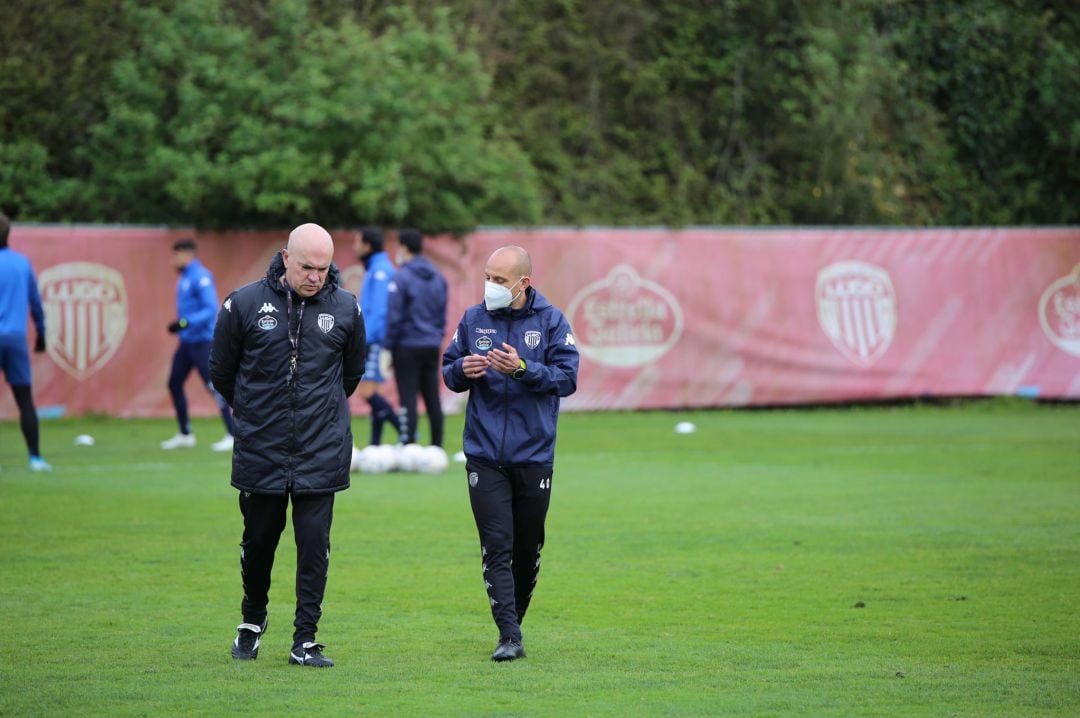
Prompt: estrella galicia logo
<box><xmin>566</xmin><ymin>264</ymin><xmax>683</xmax><ymax>368</ymax></box>
<box><xmin>475</xmin><ymin>336</ymin><xmax>493</xmax><ymax>351</ymax></box>
<box><xmin>258</xmin><ymin>315</ymin><xmax>278</xmax><ymax>331</ymax></box>
<box><xmin>317</xmin><ymin>313</ymin><xmax>335</xmax><ymax>333</ymax></box>
<box><xmin>524</xmin><ymin>330</ymin><xmax>541</xmax><ymax>349</ymax></box>
<box><xmin>1039</xmin><ymin>263</ymin><xmax>1080</xmax><ymax>357</ymax></box>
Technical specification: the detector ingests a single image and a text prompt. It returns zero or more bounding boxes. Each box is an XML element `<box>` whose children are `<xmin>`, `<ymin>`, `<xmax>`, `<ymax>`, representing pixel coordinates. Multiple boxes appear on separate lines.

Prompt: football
<box><xmin>397</xmin><ymin>443</ymin><xmax>427</xmax><ymax>472</ymax></box>
<box><xmin>354</xmin><ymin>445</ymin><xmax>395</xmax><ymax>474</ymax></box>
<box><xmin>417</xmin><ymin>445</ymin><xmax>449</xmax><ymax>474</ymax></box>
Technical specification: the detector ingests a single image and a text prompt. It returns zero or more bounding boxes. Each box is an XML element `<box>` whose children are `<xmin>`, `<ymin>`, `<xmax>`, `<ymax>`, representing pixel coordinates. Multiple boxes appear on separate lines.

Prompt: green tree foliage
<box><xmin>875</xmin><ymin>0</ymin><xmax>1080</xmax><ymax>224</ymax></box>
<box><xmin>81</xmin><ymin>0</ymin><xmax>540</xmax><ymax>232</ymax></box>
<box><xmin>0</xmin><ymin>0</ymin><xmax>135</xmax><ymax>219</ymax></box>
<box><xmin>480</xmin><ymin>0</ymin><xmax>1076</xmax><ymax>225</ymax></box>
<box><xmin>1</xmin><ymin>0</ymin><xmax>1076</xmax><ymax>228</ymax></box>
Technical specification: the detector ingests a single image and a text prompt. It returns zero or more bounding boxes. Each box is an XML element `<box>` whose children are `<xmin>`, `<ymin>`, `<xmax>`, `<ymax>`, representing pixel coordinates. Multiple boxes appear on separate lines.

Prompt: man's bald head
<box><xmin>487</xmin><ymin>245</ymin><xmax>532</xmax><ymax>277</ymax></box>
<box><xmin>485</xmin><ymin>245</ymin><xmax>533</xmax><ymax>310</ymax></box>
<box><xmin>283</xmin><ymin>223</ymin><xmax>335</xmax><ymax>297</ymax></box>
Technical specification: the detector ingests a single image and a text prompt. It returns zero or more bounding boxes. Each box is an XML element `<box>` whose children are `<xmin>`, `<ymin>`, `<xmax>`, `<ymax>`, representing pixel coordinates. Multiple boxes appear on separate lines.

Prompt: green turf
<box><xmin>1</xmin><ymin>399</ymin><xmax>1078</xmax><ymax>716</ymax></box>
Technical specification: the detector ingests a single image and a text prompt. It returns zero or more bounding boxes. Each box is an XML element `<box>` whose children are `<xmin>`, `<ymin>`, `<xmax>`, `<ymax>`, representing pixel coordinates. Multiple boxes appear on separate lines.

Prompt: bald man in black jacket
<box><xmin>211</xmin><ymin>223</ymin><xmax>365</xmax><ymax>668</ymax></box>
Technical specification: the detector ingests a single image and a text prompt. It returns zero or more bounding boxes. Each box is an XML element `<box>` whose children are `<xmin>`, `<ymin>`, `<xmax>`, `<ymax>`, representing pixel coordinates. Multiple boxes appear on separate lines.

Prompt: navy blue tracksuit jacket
<box><xmin>442</xmin><ymin>287</ymin><xmax>579</xmax><ymax>466</ymax></box>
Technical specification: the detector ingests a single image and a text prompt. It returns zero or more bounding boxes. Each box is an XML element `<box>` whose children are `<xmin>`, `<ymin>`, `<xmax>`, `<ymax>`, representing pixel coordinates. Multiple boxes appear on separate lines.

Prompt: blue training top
<box><xmin>359</xmin><ymin>251</ymin><xmax>396</xmax><ymax>344</ymax></box>
<box><xmin>0</xmin><ymin>248</ymin><xmax>45</xmax><ymax>338</ymax></box>
<box><xmin>176</xmin><ymin>258</ymin><xmax>220</xmax><ymax>343</ymax></box>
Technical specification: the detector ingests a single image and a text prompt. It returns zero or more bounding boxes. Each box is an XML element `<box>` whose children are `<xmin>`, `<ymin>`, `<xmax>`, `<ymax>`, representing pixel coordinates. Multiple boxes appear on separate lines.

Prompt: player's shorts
<box><xmin>363</xmin><ymin>342</ymin><xmax>386</xmax><ymax>383</ymax></box>
<box><xmin>0</xmin><ymin>334</ymin><xmax>33</xmax><ymax>386</ymax></box>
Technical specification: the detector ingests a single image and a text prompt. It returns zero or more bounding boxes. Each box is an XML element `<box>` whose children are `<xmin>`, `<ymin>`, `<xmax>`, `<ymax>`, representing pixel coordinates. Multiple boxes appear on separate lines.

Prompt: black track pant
<box><xmin>238</xmin><ymin>491</ymin><xmax>334</xmax><ymax>650</ymax></box>
<box><xmin>11</xmin><ymin>385</ymin><xmax>40</xmax><ymax>458</ymax></box>
<box><xmin>392</xmin><ymin>346</ymin><xmax>444</xmax><ymax>446</ymax></box>
<box><xmin>466</xmin><ymin>458</ymin><xmax>552</xmax><ymax>642</ymax></box>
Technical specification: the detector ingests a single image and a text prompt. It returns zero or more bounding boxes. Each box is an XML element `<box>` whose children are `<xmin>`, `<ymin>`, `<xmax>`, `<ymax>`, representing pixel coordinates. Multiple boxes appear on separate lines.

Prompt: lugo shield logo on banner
<box><xmin>816</xmin><ymin>261</ymin><xmax>897</xmax><ymax>367</ymax></box>
<box><xmin>39</xmin><ymin>262</ymin><xmax>129</xmax><ymax>380</ymax></box>
<box><xmin>1039</xmin><ymin>263</ymin><xmax>1080</xmax><ymax>357</ymax></box>
<box><xmin>566</xmin><ymin>264</ymin><xmax>683</xmax><ymax>368</ymax></box>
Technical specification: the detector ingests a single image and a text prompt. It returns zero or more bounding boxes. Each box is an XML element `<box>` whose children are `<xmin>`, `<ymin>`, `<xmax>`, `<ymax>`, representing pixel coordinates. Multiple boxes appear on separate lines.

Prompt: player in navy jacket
<box><xmin>385</xmin><ymin>228</ymin><xmax>448</xmax><ymax>446</ymax></box>
<box><xmin>442</xmin><ymin>245</ymin><xmax>579</xmax><ymax>662</ymax></box>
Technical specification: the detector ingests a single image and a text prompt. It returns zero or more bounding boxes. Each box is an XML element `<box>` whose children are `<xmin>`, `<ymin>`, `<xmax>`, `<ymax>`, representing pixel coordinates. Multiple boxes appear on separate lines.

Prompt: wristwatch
<box><xmin>511</xmin><ymin>359</ymin><xmax>526</xmax><ymax>380</ymax></box>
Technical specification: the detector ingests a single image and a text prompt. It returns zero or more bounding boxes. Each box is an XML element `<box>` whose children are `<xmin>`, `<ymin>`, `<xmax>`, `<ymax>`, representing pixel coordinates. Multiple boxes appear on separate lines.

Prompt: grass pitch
<box><xmin>1</xmin><ymin>400</ymin><xmax>1078</xmax><ymax>716</ymax></box>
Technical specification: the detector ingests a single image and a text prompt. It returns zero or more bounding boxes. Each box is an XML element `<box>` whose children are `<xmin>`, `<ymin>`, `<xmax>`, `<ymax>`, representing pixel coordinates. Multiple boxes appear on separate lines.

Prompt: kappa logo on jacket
<box><xmin>259</xmin><ymin>302</ymin><xmax>278</xmax><ymax>314</ymax></box>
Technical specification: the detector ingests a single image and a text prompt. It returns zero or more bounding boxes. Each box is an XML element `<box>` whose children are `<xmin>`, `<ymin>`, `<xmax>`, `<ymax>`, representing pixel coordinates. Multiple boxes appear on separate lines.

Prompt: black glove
<box><xmin>168</xmin><ymin>318</ymin><xmax>189</xmax><ymax>334</ymax></box>
<box><xmin>34</xmin><ymin>334</ymin><xmax>46</xmax><ymax>353</ymax></box>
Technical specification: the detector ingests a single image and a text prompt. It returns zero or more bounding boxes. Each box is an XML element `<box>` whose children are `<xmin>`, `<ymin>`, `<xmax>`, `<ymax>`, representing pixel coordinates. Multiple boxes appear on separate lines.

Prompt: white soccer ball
<box><xmin>350</xmin><ymin>445</ymin><xmax>363</xmax><ymax>473</ymax></box>
<box><xmin>356</xmin><ymin>445</ymin><xmax>393</xmax><ymax>474</ymax></box>
<box><xmin>417</xmin><ymin>445</ymin><xmax>449</xmax><ymax>474</ymax></box>
<box><xmin>397</xmin><ymin>443</ymin><xmax>427</xmax><ymax>473</ymax></box>
<box><xmin>674</xmin><ymin>421</ymin><xmax>697</xmax><ymax>434</ymax></box>
<box><xmin>452</xmin><ymin>451</ymin><xmax>467</xmax><ymax>463</ymax></box>
<box><xmin>374</xmin><ymin>444</ymin><xmax>399</xmax><ymax>473</ymax></box>
<box><xmin>74</xmin><ymin>434</ymin><xmax>95</xmax><ymax>446</ymax></box>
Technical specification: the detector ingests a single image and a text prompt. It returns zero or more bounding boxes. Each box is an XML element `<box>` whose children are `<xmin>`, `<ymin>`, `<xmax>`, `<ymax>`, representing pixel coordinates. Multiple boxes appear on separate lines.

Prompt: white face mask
<box><xmin>484</xmin><ymin>277</ymin><xmax>524</xmax><ymax>311</ymax></box>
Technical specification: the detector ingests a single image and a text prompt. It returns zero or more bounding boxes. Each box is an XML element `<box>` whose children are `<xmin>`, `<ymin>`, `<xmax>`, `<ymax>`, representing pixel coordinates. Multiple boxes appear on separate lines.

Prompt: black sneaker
<box><xmin>289</xmin><ymin>642</ymin><xmax>334</xmax><ymax>667</ymax></box>
<box><xmin>491</xmin><ymin>637</ymin><xmax>526</xmax><ymax>662</ymax></box>
<box><xmin>231</xmin><ymin>621</ymin><xmax>267</xmax><ymax>660</ymax></box>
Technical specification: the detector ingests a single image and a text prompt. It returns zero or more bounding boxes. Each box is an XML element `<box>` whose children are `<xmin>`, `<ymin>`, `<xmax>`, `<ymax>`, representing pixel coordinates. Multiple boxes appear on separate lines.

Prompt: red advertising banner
<box><xmin>1</xmin><ymin>226</ymin><xmax>1078</xmax><ymax>419</ymax></box>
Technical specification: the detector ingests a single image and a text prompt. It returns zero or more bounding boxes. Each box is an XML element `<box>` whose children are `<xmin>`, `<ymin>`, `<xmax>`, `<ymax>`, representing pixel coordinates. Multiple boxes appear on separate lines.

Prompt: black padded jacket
<box><xmin>210</xmin><ymin>252</ymin><xmax>366</xmax><ymax>495</ymax></box>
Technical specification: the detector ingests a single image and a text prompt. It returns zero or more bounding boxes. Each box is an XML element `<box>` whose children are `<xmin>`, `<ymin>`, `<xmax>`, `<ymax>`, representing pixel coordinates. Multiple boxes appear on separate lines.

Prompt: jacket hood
<box><xmin>405</xmin><ymin>255</ymin><xmax>439</xmax><ymax>280</ymax></box>
<box><xmin>265</xmin><ymin>250</ymin><xmax>341</xmax><ymax>297</ymax></box>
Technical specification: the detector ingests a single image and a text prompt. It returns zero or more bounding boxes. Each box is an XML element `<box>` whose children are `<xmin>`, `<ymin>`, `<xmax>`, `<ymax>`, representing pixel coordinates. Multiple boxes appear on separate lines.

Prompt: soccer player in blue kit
<box><xmin>0</xmin><ymin>212</ymin><xmax>51</xmax><ymax>472</ymax></box>
<box><xmin>160</xmin><ymin>238</ymin><xmax>235</xmax><ymax>451</ymax></box>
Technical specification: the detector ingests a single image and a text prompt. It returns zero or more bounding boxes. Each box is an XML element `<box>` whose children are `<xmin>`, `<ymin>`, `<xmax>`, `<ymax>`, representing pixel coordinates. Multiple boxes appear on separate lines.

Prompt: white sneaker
<box><xmin>161</xmin><ymin>433</ymin><xmax>196</xmax><ymax>449</ymax></box>
<box><xmin>211</xmin><ymin>434</ymin><xmax>235</xmax><ymax>452</ymax></box>
<box><xmin>29</xmin><ymin>457</ymin><xmax>53</xmax><ymax>472</ymax></box>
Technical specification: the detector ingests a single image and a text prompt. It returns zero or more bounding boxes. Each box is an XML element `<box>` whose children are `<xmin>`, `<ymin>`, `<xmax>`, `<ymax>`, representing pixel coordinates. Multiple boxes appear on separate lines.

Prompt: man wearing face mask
<box><xmin>442</xmin><ymin>245</ymin><xmax>579</xmax><ymax>662</ymax></box>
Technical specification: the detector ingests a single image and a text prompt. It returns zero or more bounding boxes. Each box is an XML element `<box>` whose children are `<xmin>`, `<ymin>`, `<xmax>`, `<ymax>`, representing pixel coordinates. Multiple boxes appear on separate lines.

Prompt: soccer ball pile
<box><xmin>350</xmin><ymin>443</ymin><xmax>450</xmax><ymax>475</ymax></box>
